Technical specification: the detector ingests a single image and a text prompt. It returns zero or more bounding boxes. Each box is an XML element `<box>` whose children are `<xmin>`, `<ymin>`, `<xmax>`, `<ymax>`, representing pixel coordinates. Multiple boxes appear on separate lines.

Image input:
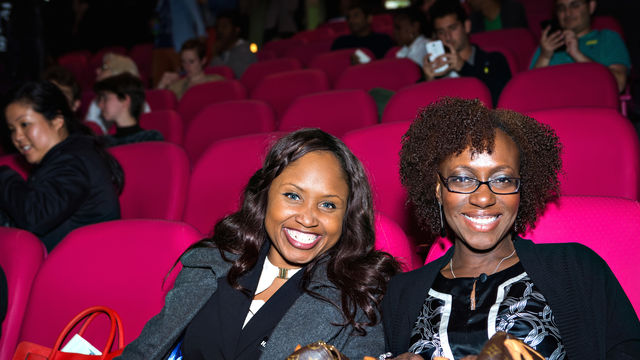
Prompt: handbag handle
<box><xmin>49</xmin><ymin>306</ymin><xmax>124</xmax><ymax>360</ymax></box>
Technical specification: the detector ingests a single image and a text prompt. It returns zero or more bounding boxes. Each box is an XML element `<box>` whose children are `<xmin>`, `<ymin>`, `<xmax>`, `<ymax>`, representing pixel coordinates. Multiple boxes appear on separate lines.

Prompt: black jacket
<box><xmin>0</xmin><ymin>135</ymin><xmax>120</xmax><ymax>250</ymax></box>
<box><xmin>382</xmin><ymin>237</ymin><xmax>640</xmax><ymax>359</ymax></box>
<box><xmin>459</xmin><ymin>46</ymin><xmax>511</xmax><ymax>106</ymax></box>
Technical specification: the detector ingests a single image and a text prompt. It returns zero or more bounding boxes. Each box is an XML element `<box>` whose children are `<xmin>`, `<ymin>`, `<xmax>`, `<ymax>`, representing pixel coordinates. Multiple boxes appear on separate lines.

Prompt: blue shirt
<box><xmin>529</xmin><ymin>29</ymin><xmax>630</xmax><ymax>70</ymax></box>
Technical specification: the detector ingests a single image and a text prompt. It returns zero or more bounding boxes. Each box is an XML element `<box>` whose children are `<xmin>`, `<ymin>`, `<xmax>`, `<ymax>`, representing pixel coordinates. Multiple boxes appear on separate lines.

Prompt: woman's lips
<box><xmin>462</xmin><ymin>214</ymin><xmax>501</xmax><ymax>232</ymax></box>
<box><xmin>284</xmin><ymin>228</ymin><xmax>322</xmax><ymax>250</ymax></box>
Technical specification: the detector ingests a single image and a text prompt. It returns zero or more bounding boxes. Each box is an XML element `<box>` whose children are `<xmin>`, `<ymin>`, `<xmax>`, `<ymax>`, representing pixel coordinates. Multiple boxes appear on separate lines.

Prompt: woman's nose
<box><xmin>295</xmin><ymin>205</ymin><xmax>319</xmax><ymax>228</ymax></box>
<box><xmin>469</xmin><ymin>183</ymin><xmax>497</xmax><ymax>208</ymax></box>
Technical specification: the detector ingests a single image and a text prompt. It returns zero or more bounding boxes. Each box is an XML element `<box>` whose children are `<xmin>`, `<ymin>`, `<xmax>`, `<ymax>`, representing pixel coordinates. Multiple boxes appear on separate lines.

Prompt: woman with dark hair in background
<box><xmin>383</xmin><ymin>98</ymin><xmax>640</xmax><ymax>359</ymax></box>
<box><xmin>0</xmin><ymin>81</ymin><xmax>123</xmax><ymax>251</ymax></box>
<box><xmin>119</xmin><ymin>128</ymin><xmax>400</xmax><ymax>359</ymax></box>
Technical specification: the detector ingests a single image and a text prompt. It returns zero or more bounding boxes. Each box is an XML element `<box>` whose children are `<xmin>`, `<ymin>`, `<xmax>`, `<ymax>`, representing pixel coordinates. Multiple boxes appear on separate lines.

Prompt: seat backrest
<box><xmin>343</xmin><ymin>122</ymin><xmax>424</xmax><ymax>239</ymax></box>
<box><xmin>127</xmin><ymin>43</ymin><xmax>153</xmax><ymax>87</ymax></box>
<box><xmin>17</xmin><ymin>219</ymin><xmax>202</xmax><ymax>348</ymax></box>
<box><xmin>528</xmin><ymin>107</ymin><xmax>639</xmax><ymax>200</ymax></box>
<box><xmin>0</xmin><ymin>154</ymin><xmax>30</xmax><ymax>179</ymax></box>
<box><xmin>183</xmin><ymin>132</ymin><xmax>283</xmax><ymax>235</ymax></box>
<box><xmin>183</xmin><ymin>100</ymin><xmax>276</xmax><ymax>165</ymax></box>
<box><xmin>260</xmin><ymin>38</ymin><xmax>304</xmax><ymax>58</ymax></box>
<box><xmin>335</xmin><ymin>58</ymin><xmax>422</xmax><ymax>92</ymax></box>
<box><xmin>591</xmin><ymin>15</ymin><xmax>625</xmax><ymax>40</ymax></box>
<box><xmin>382</xmin><ymin>78</ymin><xmax>493</xmax><ymax>123</ymax></box>
<box><xmin>424</xmin><ymin>196</ymin><xmax>640</xmax><ymax>315</ymax></box>
<box><xmin>282</xmin><ymin>40</ymin><xmax>333</xmax><ymax>67</ymax></box>
<box><xmin>145</xmin><ymin>89</ymin><xmax>178</xmax><ymax>111</ymax></box>
<box><xmin>374</xmin><ymin>213</ymin><xmax>421</xmax><ymax>271</ymax></box>
<box><xmin>139</xmin><ymin>110</ymin><xmax>184</xmax><ymax>146</ymax></box>
<box><xmin>308</xmin><ymin>48</ymin><xmax>375</xmax><ymax>86</ymax></box>
<box><xmin>204</xmin><ymin>65</ymin><xmax>235</xmax><ymax>79</ymax></box>
<box><xmin>0</xmin><ymin>228</ymin><xmax>45</xmax><ymax>360</ymax></box>
<box><xmin>176</xmin><ymin>80</ymin><xmax>247</xmax><ymax>128</ymax></box>
<box><xmin>292</xmin><ymin>27</ymin><xmax>337</xmax><ymax>42</ymax></box>
<box><xmin>109</xmin><ymin>142</ymin><xmax>190</xmax><ymax>220</ymax></box>
<box><xmin>469</xmin><ymin>28</ymin><xmax>537</xmax><ymax>72</ymax></box>
<box><xmin>278</xmin><ymin>90</ymin><xmax>378</xmax><ymax>137</ymax></box>
<box><xmin>250</xmin><ymin>69</ymin><xmax>330</xmax><ymax>121</ymax></box>
<box><xmin>498</xmin><ymin>63</ymin><xmax>620</xmax><ymax>112</ymax></box>
<box><xmin>240</xmin><ymin>58</ymin><xmax>302</xmax><ymax>92</ymax></box>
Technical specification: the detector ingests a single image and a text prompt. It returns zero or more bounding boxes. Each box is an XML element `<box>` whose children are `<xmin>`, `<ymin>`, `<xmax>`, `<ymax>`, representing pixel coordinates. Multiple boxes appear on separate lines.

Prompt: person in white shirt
<box><xmin>394</xmin><ymin>7</ymin><xmax>431</xmax><ymax>66</ymax></box>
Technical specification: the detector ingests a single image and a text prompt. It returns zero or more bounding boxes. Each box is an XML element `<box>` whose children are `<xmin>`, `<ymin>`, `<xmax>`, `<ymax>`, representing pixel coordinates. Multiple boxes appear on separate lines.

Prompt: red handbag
<box><xmin>13</xmin><ymin>306</ymin><xmax>124</xmax><ymax>360</ymax></box>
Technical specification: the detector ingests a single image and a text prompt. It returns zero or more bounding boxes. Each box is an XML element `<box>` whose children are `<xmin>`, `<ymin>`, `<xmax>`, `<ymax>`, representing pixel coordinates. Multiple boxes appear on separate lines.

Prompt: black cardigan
<box><xmin>382</xmin><ymin>237</ymin><xmax>640</xmax><ymax>359</ymax></box>
<box><xmin>0</xmin><ymin>135</ymin><xmax>120</xmax><ymax>250</ymax></box>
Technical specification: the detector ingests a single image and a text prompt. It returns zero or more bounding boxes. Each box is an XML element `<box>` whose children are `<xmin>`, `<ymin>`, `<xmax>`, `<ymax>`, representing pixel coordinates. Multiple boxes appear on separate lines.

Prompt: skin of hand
<box><xmin>157</xmin><ymin>72</ymin><xmax>180</xmax><ymax>89</ymax></box>
<box><xmin>540</xmin><ymin>25</ymin><xmax>565</xmax><ymax>58</ymax></box>
<box><xmin>563</xmin><ymin>30</ymin><xmax>582</xmax><ymax>59</ymax></box>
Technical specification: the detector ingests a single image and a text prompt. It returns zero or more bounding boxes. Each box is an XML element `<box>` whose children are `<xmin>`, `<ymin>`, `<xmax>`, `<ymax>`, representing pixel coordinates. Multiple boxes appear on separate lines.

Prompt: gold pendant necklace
<box><xmin>449</xmin><ymin>249</ymin><xmax>517</xmax><ymax>310</ymax></box>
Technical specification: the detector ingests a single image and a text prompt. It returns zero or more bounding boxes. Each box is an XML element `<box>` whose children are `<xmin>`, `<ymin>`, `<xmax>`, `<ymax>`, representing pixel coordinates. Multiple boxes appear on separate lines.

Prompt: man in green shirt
<box><xmin>530</xmin><ymin>0</ymin><xmax>630</xmax><ymax>92</ymax></box>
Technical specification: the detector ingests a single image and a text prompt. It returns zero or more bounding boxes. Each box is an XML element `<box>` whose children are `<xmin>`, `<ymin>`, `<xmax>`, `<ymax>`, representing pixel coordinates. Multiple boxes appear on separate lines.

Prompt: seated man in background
<box><xmin>209</xmin><ymin>11</ymin><xmax>257</xmax><ymax>78</ymax></box>
<box><xmin>330</xmin><ymin>1</ymin><xmax>394</xmax><ymax>60</ymax></box>
<box><xmin>423</xmin><ymin>0</ymin><xmax>511</xmax><ymax>105</ymax></box>
<box><xmin>94</xmin><ymin>73</ymin><xmax>163</xmax><ymax>146</ymax></box>
<box><xmin>530</xmin><ymin>0</ymin><xmax>630</xmax><ymax>92</ymax></box>
<box><xmin>467</xmin><ymin>0</ymin><xmax>528</xmax><ymax>33</ymax></box>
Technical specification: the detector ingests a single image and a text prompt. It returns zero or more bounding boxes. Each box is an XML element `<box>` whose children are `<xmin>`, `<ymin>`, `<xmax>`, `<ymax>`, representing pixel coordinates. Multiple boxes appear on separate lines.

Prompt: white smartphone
<box><xmin>426</xmin><ymin>40</ymin><xmax>449</xmax><ymax>73</ymax></box>
<box><xmin>354</xmin><ymin>48</ymin><xmax>372</xmax><ymax>64</ymax></box>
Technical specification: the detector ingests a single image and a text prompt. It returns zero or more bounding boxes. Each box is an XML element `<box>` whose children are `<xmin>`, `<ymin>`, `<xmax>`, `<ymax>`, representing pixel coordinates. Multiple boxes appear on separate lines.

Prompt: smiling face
<box><xmin>436</xmin><ymin>129</ymin><xmax>520</xmax><ymax>251</ymax></box>
<box><xmin>265</xmin><ymin>151</ymin><xmax>349</xmax><ymax>268</ymax></box>
<box><xmin>181</xmin><ymin>49</ymin><xmax>206</xmax><ymax>79</ymax></box>
<box><xmin>6</xmin><ymin>103</ymin><xmax>67</xmax><ymax>164</ymax></box>
<box><xmin>434</xmin><ymin>14</ymin><xmax>471</xmax><ymax>53</ymax></box>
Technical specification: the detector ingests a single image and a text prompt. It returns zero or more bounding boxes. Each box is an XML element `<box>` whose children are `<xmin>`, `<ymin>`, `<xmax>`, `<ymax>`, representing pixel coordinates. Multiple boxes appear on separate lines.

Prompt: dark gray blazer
<box><xmin>117</xmin><ymin>247</ymin><xmax>385</xmax><ymax>360</ymax></box>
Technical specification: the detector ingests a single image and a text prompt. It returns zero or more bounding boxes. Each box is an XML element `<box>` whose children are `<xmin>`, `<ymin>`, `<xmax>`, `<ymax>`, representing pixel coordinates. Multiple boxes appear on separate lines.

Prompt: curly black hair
<box><xmin>399</xmin><ymin>97</ymin><xmax>562</xmax><ymax>237</ymax></box>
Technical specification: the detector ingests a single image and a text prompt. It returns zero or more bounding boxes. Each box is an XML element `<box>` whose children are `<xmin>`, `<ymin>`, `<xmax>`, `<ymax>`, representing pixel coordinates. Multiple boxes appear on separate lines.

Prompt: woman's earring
<box><xmin>439</xmin><ymin>202</ymin><xmax>446</xmax><ymax>238</ymax></box>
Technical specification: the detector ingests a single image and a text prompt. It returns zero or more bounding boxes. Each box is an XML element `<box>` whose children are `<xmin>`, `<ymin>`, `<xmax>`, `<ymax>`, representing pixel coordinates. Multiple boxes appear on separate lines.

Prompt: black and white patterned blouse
<box><xmin>408</xmin><ymin>262</ymin><xmax>565</xmax><ymax>360</ymax></box>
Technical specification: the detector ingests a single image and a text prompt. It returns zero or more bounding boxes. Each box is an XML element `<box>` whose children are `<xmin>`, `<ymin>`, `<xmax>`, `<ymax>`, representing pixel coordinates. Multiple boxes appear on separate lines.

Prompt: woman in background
<box><xmin>0</xmin><ymin>81</ymin><xmax>123</xmax><ymax>251</ymax></box>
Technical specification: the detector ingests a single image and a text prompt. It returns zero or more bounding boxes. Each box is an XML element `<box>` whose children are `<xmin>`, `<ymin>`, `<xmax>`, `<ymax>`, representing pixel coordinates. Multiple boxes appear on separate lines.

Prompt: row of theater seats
<box><xmin>2</xmin><ymin>194</ymin><xmax>639</xmax><ymax>360</ymax></box>
<box><xmin>1</xmin><ymin>106</ymin><xmax>637</xmax><ymax>237</ymax></box>
<box><xmin>0</xmin><ymin>212</ymin><xmax>417</xmax><ymax>360</ymax></box>
<box><xmin>80</xmin><ymin>61</ymin><xmax>623</xmax><ymax>168</ymax></box>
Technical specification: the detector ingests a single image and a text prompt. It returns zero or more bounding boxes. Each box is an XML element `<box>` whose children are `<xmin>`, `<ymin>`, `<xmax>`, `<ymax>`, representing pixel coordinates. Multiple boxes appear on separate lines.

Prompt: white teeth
<box><xmin>22</xmin><ymin>145</ymin><xmax>31</xmax><ymax>151</ymax></box>
<box><xmin>464</xmin><ymin>215</ymin><xmax>499</xmax><ymax>225</ymax></box>
<box><xmin>285</xmin><ymin>228</ymin><xmax>319</xmax><ymax>244</ymax></box>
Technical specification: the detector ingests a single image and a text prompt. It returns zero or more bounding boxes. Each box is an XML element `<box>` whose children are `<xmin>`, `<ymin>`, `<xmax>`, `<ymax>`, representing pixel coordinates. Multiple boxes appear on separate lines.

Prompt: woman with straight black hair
<box><xmin>119</xmin><ymin>128</ymin><xmax>400</xmax><ymax>359</ymax></box>
<box><xmin>0</xmin><ymin>81</ymin><xmax>123</xmax><ymax>251</ymax></box>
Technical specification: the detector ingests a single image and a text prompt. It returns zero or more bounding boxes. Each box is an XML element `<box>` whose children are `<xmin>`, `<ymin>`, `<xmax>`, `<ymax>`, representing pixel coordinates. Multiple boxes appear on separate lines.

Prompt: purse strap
<box><xmin>49</xmin><ymin>306</ymin><xmax>124</xmax><ymax>360</ymax></box>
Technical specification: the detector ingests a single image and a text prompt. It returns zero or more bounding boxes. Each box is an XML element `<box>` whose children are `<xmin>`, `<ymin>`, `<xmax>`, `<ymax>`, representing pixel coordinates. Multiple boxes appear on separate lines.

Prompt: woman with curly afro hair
<box><xmin>382</xmin><ymin>98</ymin><xmax>640</xmax><ymax>360</ymax></box>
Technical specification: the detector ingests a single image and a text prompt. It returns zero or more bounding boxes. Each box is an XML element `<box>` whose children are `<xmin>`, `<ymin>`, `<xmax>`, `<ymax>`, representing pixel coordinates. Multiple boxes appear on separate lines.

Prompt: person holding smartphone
<box><xmin>530</xmin><ymin>0</ymin><xmax>630</xmax><ymax>93</ymax></box>
<box><xmin>422</xmin><ymin>0</ymin><xmax>511</xmax><ymax>106</ymax></box>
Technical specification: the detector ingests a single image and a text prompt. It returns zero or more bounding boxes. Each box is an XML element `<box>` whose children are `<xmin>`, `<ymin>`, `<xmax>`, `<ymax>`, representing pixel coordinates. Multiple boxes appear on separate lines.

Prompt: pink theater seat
<box><xmin>17</xmin><ymin>219</ymin><xmax>202</xmax><ymax>349</ymax></box>
<box><xmin>293</xmin><ymin>27</ymin><xmax>337</xmax><ymax>42</ymax></box>
<box><xmin>498</xmin><ymin>63</ymin><xmax>619</xmax><ymax>113</ymax></box>
<box><xmin>57</xmin><ymin>52</ymin><xmax>91</xmax><ymax>90</ymax></box>
<box><xmin>592</xmin><ymin>15</ymin><xmax>625</xmax><ymax>40</ymax></box>
<box><xmin>239</xmin><ymin>58</ymin><xmax>302</xmax><ymax>92</ymax></box>
<box><xmin>250</xmin><ymin>69</ymin><xmax>330</xmax><ymax>121</ymax></box>
<box><xmin>83</xmin><ymin>121</ymin><xmax>105</xmax><ymax>136</ymax></box>
<box><xmin>139</xmin><ymin>110</ymin><xmax>184</xmax><ymax>146</ymax></box>
<box><xmin>385</xmin><ymin>46</ymin><xmax>401</xmax><ymax>59</ymax></box>
<box><xmin>0</xmin><ymin>154</ymin><xmax>30</xmax><ymax>179</ymax></box>
<box><xmin>145</xmin><ymin>89</ymin><xmax>178</xmax><ymax>111</ymax></box>
<box><xmin>204</xmin><ymin>65</ymin><xmax>235</xmax><ymax>79</ymax></box>
<box><xmin>109</xmin><ymin>142</ymin><xmax>190</xmax><ymax>220</ymax></box>
<box><xmin>318</xmin><ymin>21</ymin><xmax>349</xmax><ymax>36</ymax></box>
<box><xmin>282</xmin><ymin>40</ymin><xmax>333</xmax><ymax>67</ymax></box>
<box><xmin>0</xmin><ymin>228</ymin><xmax>45</xmax><ymax>360</ymax></box>
<box><xmin>128</xmin><ymin>43</ymin><xmax>153</xmax><ymax>87</ymax></box>
<box><xmin>424</xmin><ymin>196</ymin><xmax>640</xmax><ymax>315</ymax></box>
<box><xmin>334</xmin><ymin>58</ymin><xmax>422</xmax><ymax>92</ymax></box>
<box><xmin>382</xmin><ymin>78</ymin><xmax>493</xmax><ymax>123</ymax></box>
<box><xmin>374</xmin><ymin>213</ymin><xmax>422</xmax><ymax>271</ymax></box>
<box><xmin>470</xmin><ymin>28</ymin><xmax>536</xmax><ymax>72</ymax></box>
<box><xmin>176</xmin><ymin>80</ymin><xmax>247</xmax><ymax>128</ymax></box>
<box><xmin>183</xmin><ymin>132</ymin><xmax>283</xmax><ymax>235</ymax></box>
<box><xmin>308</xmin><ymin>48</ymin><xmax>375</xmax><ymax>87</ymax></box>
<box><xmin>342</xmin><ymin>122</ymin><xmax>425</xmax><ymax>241</ymax></box>
<box><xmin>278</xmin><ymin>90</ymin><xmax>378</xmax><ymax>137</ymax></box>
<box><xmin>183</xmin><ymin>100</ymin><xmax>276</xmax><ymax>165</ymax></box>
<box><xmin>528</xmin><ymin>107</ymin><xmax>639</xmax><ymax>200</ymax></box>
<box><xmin>261</xmin><ymin>38</ymin><xmax>304</xmax><ymax>58</ymax></box>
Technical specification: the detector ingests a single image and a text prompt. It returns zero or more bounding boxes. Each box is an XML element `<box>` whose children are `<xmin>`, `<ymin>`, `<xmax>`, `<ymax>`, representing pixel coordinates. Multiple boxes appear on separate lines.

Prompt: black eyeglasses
<box><xmin>438</xmin><ymin>173</ymin><xmax>521</xmax><ymax>195</ymax></box>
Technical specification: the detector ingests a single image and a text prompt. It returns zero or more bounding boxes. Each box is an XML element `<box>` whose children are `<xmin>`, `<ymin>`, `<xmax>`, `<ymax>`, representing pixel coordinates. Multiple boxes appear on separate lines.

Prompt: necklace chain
<box><xmin>449</xmin><ymin>249</ymin><xmax>517</xmax><ymax>279</ymax></box>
